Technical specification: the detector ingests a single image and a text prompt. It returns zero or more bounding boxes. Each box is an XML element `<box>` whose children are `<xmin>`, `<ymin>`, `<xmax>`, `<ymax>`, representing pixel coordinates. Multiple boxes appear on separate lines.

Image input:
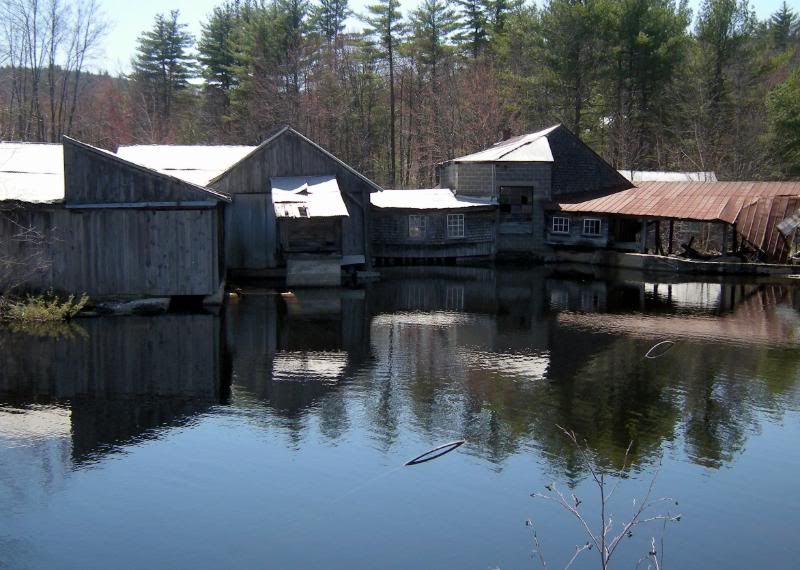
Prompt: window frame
<box><xmin>408</xmin><ymin>214</ymin><xmax>427</xmax><ymax>240</ymax></box>
<box><xmin>447</xmin><ymin>213</ymin><xmax>465</xmax><ymax>238</ymax></box>
<box><xmin>551</xmin><ymin>216</ymin><xmax>570</xmax><ymax>235</ymax></box>
<box><xmin>582</xmin><ymin>218</ymin><xmax>602</xmax><ymax>236</ymax></box>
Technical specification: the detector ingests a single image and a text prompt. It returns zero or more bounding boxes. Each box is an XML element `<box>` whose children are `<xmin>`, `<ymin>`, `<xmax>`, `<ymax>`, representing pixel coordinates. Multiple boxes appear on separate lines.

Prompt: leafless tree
<box><xmin>0</xmin><ymin>210</ymin><xmax>50</xmax><ymax>295</ymax></box>
<box><xmin>0</xmin><ymin>0</ymin><xmax>107</xmax><ymax>142</ymax></box>
<box><xmin>527</xmin><ymin>426</ymin><xmax>681</xmax><ymax>570</ymax></box>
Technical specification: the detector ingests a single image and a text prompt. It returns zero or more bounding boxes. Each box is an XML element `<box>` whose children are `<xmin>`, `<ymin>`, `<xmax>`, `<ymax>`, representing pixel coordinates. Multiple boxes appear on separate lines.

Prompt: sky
<box><xmin>93</xmin><ymin>0</ymin><xmax>790</xmax><ymax>75</ymax></box>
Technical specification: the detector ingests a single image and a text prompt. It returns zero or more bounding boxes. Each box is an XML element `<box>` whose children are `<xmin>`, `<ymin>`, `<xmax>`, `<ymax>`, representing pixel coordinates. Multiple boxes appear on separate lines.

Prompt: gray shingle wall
<box><xmin>371</xmin><ymin>210</ymin><xmax>495</xmax><ymax>245</ymax></box>
<box><xmin>545</xmin><ymin>213</ymin><xmax>610</xmax><ymax>247</ymax></box>
<box><xmin>546</xmin><ymin>126</ymin><xmax>632</xmax><ymax>196</ymax></box>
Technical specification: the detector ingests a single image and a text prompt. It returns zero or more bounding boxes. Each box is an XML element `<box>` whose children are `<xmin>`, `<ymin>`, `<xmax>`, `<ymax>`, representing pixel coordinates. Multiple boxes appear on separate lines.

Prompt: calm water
<box><xmin>2</xmin><ymin>267</ymin><xmax>800</xmax><ymax>569</ymax></box>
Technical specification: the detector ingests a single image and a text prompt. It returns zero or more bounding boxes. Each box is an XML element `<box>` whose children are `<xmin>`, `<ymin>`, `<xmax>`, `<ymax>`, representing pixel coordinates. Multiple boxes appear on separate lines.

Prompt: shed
<box><xmin>208</xmin><ymin>126</ymin><xmax>381</xmax><ymax>276</ymax></box>
<box><xmin>370</xmin><ymin>188</ymin><xmax>496</xmax><ymax>262</ymax></box>
<box><xmin>1</xmin><ymin>138</ymin><xmax>230</xmax><ymax>298</ymax></box>
<box><xmin>552</xmin><ymin>181</ymin><xmax>800</xmax><ymax>255</ymax></box>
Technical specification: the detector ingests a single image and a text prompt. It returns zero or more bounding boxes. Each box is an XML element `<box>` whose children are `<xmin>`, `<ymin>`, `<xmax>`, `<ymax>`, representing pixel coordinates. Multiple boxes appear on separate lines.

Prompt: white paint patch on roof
<box><xmin>0</xmin><ymin>142</ymin><xmax>64</xmax><ymax>203</ymax></box>
<box><xmin>271</xmin><ymin>175</ymin><xmax>349</xmax><ymax>218</ymax></box>
<box><xmin>371</xmin><ymin>188</ymin><xmax>495</xmax><ymax>209</ymax></box>
<box><xmin>117</xmin><ymin>145</ymin><xmax>256</xmax><ymax>185</ymax></box>
<box><xmin>619</xmin><ymin>170</ymin><xmax>718</xmax><ymax>182</ymax></box>
<box><xmin>451</xmin><ymin>125</ymin><xmax>559</xmax><ymax>163</ymax></box>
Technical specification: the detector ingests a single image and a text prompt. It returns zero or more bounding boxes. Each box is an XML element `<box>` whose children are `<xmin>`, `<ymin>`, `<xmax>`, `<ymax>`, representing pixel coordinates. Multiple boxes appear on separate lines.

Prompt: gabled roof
<box><xmin>449</xmin><ymin>125</ymin><xmax>560</xmax><ymax>163</ymax></box>
<box><xmin>209</xmin><ymin>126</ymin><xmax>384</xmax><ymax>192</ymax></box>
<box><xmin>117</xmin><ymin>144</ymin><xmax>256</xmax><ymax>186</ymax></box>
<box><xmin>0</xmin><ymin>142</ymin><xmax>64</xmax><ymax>203</ymax></box>
<box><xmin>64</xmin><ymin>137</ymin><xmax>231</xmax><ymax>203</ymax></box>
<box><xmin>371</xmin><ymin>188</ymin><xmax>495</xmax><ymax>209</ymax></box>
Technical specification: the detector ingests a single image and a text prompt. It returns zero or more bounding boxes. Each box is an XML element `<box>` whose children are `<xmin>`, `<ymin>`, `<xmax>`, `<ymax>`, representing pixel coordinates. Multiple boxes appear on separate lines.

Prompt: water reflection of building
<box><xmin>0</xmin><ymin>314</ymin><xmax>229</xmax><ymax>472</ymax></box>
<box><xmin>226</xmin><ymin>289</ymin><xmax>370</xmax><ymax>428</ymax></box>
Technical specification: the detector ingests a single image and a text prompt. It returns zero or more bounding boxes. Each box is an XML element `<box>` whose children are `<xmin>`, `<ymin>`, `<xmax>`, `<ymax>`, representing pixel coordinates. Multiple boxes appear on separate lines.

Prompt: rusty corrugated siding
<box><xmin>556</xmin><ymin>181</ymin><xmax>800</xmax><ymax>223</ymax></box>
<box><xmin>736</xmin><ymin>196</ymin><xmax>800</xmax><ymax>262</ymax></box>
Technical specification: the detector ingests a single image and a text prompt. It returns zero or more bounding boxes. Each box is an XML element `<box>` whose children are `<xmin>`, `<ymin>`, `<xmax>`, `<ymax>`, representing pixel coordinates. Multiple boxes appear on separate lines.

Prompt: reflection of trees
<box><xmin>360</xmin><ymin>273</ymin><xmax>800</xmax><ymax>478</ymax></box>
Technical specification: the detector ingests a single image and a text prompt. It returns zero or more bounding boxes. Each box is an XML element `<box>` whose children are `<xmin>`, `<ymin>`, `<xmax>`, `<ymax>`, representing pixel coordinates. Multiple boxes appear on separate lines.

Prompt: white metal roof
<box><xmin>117</xmin><ymin>145</ymin><xmax>256</xmax><ymax>185</ymax></box>
<box><xmin>450</xmin><ymin>125</ymin><xmax>559</xmax><ymax>163</ymax></box>
<box><xmin>370</xmin><ymin>188</ymin><xmax>495</xmax><ymax>209</ymax></box>
<box><xmin>271</xmin><ymin>175</ymin><xmax>349</xmax><ymax>218</ymax></box>
<box><xmin>619</xmin><ymin>170</ymin><xmax>718</xmax><ymax>182</ymax></box>
<box><xmin>0</xmin><ymin>142</ymin><xmax>64</xmax><ymax>203</ymax></box>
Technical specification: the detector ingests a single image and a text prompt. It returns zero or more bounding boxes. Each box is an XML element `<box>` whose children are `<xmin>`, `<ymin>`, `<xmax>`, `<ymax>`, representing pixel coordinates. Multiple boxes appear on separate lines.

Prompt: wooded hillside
<box><xmin>1</xmin><ymin>0</ymin><xmax>799</xmax><ymax>186</ymax></box>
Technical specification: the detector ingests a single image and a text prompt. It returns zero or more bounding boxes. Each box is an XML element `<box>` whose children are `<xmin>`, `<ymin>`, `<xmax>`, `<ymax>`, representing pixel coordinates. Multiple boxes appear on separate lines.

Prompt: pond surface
<box><xmin>2</xmin><ymin>266</ymin><xmax>800</xmax><ymax>569</ymax></box>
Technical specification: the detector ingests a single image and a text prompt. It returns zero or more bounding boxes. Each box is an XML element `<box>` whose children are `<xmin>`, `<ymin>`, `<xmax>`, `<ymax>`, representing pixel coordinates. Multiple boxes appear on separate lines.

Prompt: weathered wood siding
<box><xmin>0</xmin><ymin>205</ymin><xmax>221</xmax><ymax>296</ymax></box>
<box><xmin>63</xmin><ymin>139</ymin><xmax>221</xmax><ymax>205</ymax></box>
<box><xmin>211</xmin><ymin>129</ymin><xmax>373</xmax><ymax>269</ymax></box>
<box><xmin>224</xmin><ymin>193</ymin><xmax>275</xmax><ymax>269</ymax></box>
<box><xmin>371</xmin><ymin>209</ymin><xmax>496</xmax><ymax>259</ymax></box>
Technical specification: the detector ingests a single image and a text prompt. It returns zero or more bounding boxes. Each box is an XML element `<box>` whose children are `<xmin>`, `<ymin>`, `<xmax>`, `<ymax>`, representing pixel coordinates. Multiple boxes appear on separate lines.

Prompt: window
<box><xmin>447</xmin><ymin>213</ymin><xmax>465</xmax><ymax>238</ymax></box>
<box><xmin>499</xmin><ymin>186</ymin><xmax>534</xmax><ymax>223</ymax></box>
<box><xmin>583</xmin><ymin>218</ymin><xmax>601</xmax><ymax>236</ymax></box>
<box><xmin>408</xmin><ymin>215</ymin><xmax>427</xmax><ymax>239</ymax></box>
<box><xmin>551</xmin><ymin>216</ymin><xmax>570</xmax><ymax>234</ymax></box>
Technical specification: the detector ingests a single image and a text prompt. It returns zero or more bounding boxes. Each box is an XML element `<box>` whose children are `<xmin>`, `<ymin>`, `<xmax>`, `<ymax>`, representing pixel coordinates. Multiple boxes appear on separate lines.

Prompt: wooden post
<box><xmin>640</xmin><ymin>219</ymin><xmax>648</xmax><ymax>253</ymax></box>
<box><xmin>732</xmin><ymin>222</ymin><xmax>738</xmax><ymax>253</ymax></box>
<box><xmin>721</xmin><ymin>222</ymin><xmax>729</xmax><ymax>254</ymax></box>
<box><xmin>668</xmin><ymin>220</ymin><xmax>674</xmax><ymax>254</ymax></box>
<box><xmin>655</xmin><ymin>220</ymin><xmax>662</xmax><ymax>255</ymax></box>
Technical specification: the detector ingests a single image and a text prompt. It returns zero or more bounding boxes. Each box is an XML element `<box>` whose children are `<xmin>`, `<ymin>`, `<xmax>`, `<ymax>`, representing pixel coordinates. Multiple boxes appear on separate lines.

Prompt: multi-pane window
<box><xmin>408</xmin><ymin>214</ymin><xmax>427</xmax><ymax>239</ymax></box>
<box><xmin>499</xmin><ymin>186</ymin><xmax>534</xmax><ymax>223</ymax></box>
<box><xmin>447</xmin><ymin>213</ymin><xmax>465</xmax><ymax>238</ymax></box>
<box><xmin>583</xmin><ymin>218</ymin><xmax>601</xmax><ymax>236</ymax></box>
<box><xmin>551</xmin><ymin>216</ymin><xmax>570</xmax><ymax>234</ymax></box>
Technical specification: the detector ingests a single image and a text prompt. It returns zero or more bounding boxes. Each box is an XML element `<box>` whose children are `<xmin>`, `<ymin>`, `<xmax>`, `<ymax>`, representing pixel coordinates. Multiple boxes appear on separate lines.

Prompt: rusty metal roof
<box><xmin>556</xmin><ymin>181</ymin><xmax>800</xmax><ymax>223</ymax></box>
<box><xmin>736</xmin><ymin>195</ymin><xmax>800</xmax><ymax>262</ymax></box>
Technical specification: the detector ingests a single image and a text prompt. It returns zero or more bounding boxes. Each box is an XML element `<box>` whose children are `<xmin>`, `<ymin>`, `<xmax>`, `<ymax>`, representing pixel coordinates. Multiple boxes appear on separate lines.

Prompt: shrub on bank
<box><xmin>0</xmin><ymin>291</ymin><xmax>88</xmax><ymax>322</ymax></box>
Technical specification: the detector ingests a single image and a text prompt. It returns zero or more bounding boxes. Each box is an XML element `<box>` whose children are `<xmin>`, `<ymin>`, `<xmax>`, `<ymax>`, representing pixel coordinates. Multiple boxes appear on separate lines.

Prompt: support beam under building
<box><xmin>640</xmin><ymin>219</ymin><xmax>649</xmax><ymax>253</ymax></box>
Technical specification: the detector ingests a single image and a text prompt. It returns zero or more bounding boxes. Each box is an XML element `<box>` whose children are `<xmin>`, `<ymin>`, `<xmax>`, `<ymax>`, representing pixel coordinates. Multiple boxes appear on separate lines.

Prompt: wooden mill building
<box><xmin>437</xmin><ymin>124</ymin><xmax>632</xmax><ymax>258</ymax></box>
<box><xmin>0</xmin><ymin>138</ymin><xmax>229</xmax><ymax>299</ymax></box>
<box><xmin>119</xmin><ymin>127</ymin><xmax>379</xmax><ymax>286</ymax></box>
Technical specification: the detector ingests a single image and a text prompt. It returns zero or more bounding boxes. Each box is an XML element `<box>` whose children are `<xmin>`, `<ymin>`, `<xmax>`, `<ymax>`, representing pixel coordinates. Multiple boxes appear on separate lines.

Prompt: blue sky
<box><xmin>93</xmin><ymin>0</ymin><xmax>789</xmax><ymax>75</ymax></box>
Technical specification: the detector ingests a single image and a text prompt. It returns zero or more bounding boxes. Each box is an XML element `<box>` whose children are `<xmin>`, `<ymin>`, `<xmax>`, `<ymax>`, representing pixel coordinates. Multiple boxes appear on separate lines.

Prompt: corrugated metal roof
<box><xmin>736</xmin><ymin>195</ymin><xmax>800</xmax><ymax>262</ymax></box>
<box><xmin>556</xmin><ymin>181</ymin><xmax>800</xmax><ymax>223</ymax></box>
<box><xmin>0</xmin><ymin>142</ymin><xmax>64</xmax><ymax>203</ymax></box>
<box><xmin>618</xmin><ymin>170</ymin><xmax>718</xmax><ymax>182</ymax></box>
<box><xmin>450</xmin><ymin>125</ymin><xmax>558</xmax><ymax>163</ymax></box>
<box><xmin>272</xmin><ymin>175</ymin><xmax>349</xmax><ymax>218</ymax></box>
<box><xmin>370</xmin><ymin>188</ymin><xmax>495</xmax><ymax>210</ymax></box>
<box><xmin>117</xmin><ymin>145</ymin><xmax>256</xmax><ymax>185</ymax></box>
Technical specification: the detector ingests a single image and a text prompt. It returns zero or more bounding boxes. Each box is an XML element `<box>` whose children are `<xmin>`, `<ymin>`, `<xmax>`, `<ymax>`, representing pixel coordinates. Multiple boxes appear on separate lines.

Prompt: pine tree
<box><xmin>310</xmin><ymin>0</ymin><xmax>351</xmax><ymax>45</ymax></box>
<box><xmin>768</xmin><ymin>1</ymin><xmax>797</xmax><ymax>52</ymax></box>
<box><xmin>131</xmin><ymin>10</ymin><xmax>196</xmax><ymax>125</ymax></box>
<box><xmin>363</xmin><ymin>0</ymin><xmax>405</xmax><ymax>187</ymax></box>
<box><xmin>198</xmin><ymin>2</ymin><xmax>242</xmax><ymax>93</ymax></box>
<box><xmin>455</xmin><ymin>0</ymin><xmax>489</xmax><ymax>58</ymax></box>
